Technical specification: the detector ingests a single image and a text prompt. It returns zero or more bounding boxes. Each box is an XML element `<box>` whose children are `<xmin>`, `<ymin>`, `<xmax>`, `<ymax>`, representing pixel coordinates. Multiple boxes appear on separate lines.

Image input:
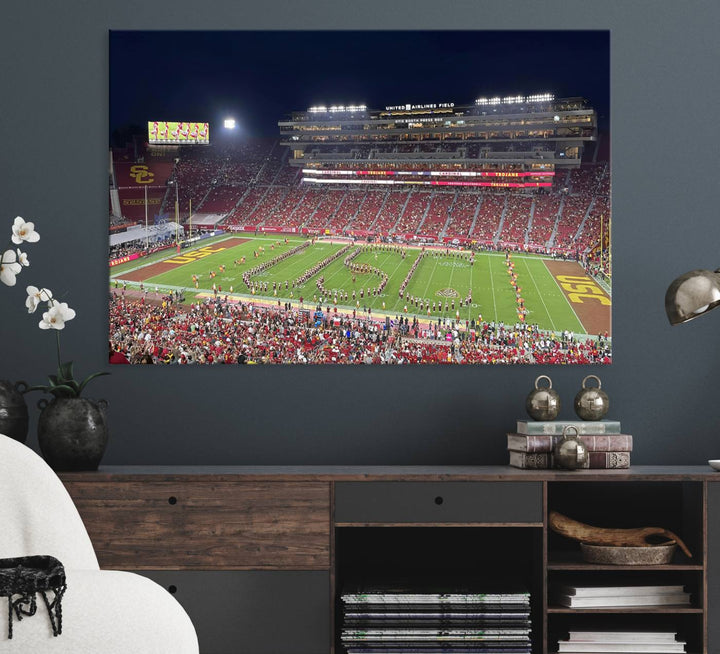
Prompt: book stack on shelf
<box><xmin>340</xmin><ymin>586</ymin><xmax>532</xmax><ymax>653</ymax></box>
<box><xmin>557</xmin><ymin>630</ymin><xmax>687</xmax><ymax>653</ymax></box>
<box><xmin>507</xmin><ymin>420</ymin><xmax>632</xmax><ymax>470</ymax></box>
<box><xmin>551</xmin><ymin>584</ymin><xmax>691</xmax><ymax>609</ymax></box>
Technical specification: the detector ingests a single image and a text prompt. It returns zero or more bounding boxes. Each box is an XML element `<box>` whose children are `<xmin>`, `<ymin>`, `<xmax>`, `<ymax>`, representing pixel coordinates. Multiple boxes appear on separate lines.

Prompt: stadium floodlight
<box><xmin>665</xmin><ymin>269</ymin><xmax>720</xmax><ymax>325</ymax></box>
<box><xmin>224</xmin><ymin>118</ymin><xmax>236</xmax><ymax>129</ymax></box>
<box><xmin>323</xmin><ymin>104</ymin><xmax>367</xmax><ymax>113</ymax></box>
<box><xmin>526</xmin><ymin>93</ymin><xmax>554</xmax><ymax>103</ymax></box>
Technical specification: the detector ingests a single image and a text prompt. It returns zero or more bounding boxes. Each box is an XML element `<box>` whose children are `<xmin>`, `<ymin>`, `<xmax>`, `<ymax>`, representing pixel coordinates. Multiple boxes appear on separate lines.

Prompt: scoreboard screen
<box><xmin>148</xmin><ymin>121</ymin><xmax>209</xmax><ymax>145</ymax></box>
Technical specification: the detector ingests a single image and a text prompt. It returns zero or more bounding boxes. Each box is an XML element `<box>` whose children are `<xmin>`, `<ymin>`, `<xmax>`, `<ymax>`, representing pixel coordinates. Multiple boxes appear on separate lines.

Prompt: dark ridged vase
<box><xmin>37</xmin><ymin>398</ymin><xmax>109</xmax><ymax>471</ymax></box>
<box><xmin>0</xmin><ymin>380</ymin><xmax>29</xmax><ymax>443</ymax></box>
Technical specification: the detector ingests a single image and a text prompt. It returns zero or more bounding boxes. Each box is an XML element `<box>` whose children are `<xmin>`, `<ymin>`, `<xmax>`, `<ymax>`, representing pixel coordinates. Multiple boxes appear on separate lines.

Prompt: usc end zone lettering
<box><xmin>167</xmin><ymin>246</ymin><xmax>227</xmax><ymax>265</ymax></box>
<box><xmin>556</xmin><ymin>275</ymin><xmax>611</xmax><ymax>306</ymax></box>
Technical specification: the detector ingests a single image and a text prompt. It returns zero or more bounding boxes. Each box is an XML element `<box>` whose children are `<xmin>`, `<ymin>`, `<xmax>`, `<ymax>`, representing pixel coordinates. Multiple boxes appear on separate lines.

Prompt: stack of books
<box><xmin>551</xmin><ymin>583</ymin><xmax>691</xmax><ymax>609</ymax></box>
<box><xmin>557</xmin><ymin>630</ymin><xmax>686</xmax><ymax>653</ymax></box>
<box><xmin>507</xmin><ymin>420</ymin><xmax>632</xmax><ymax>469</ymax></box>
<box><xmin>340</xmin><ymin>585</ymin><xmax>532</xmax><ymax>653</ymax></box>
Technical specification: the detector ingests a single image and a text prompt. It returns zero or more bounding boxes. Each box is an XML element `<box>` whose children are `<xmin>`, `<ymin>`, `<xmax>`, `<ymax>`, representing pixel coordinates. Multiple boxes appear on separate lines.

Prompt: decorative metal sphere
<box><xmin>574</xmin><ymin>375</ymin><xmax>609</xmax><ymax>421</ymax></box>
<box><xmin>525</xmin><ymin>375</ymin><xmax>561</xmax><ymax>421</ymax></box>
<box><xmin>554</xmin><ymin>426</ymin><xmax>589</xmax><ymax>470</ymax></box>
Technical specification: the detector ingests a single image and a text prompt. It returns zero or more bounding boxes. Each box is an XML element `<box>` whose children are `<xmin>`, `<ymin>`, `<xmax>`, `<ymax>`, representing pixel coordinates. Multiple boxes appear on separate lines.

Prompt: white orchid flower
<box><xmin>11</xmin><ymin>216</ymin><xmax>40</xmax><ymax>245</ymax></box>
<box><xmin>26</xmin><ymin>285</ymin><xmax>53</xmax><ymax>313</ymax></box>
<box><xmin>16</xmin><ymin>249</ymin><xmax>29</xmax><ymax>266</ymax></box>
<box><xmin>0</xmin><ymin>249</ymin><xmax>22</xmax><ymax>286</ymax></box>
<box><xmin>39</xmin><ymin>301</ymin><xmax>76</xmax><ymax>330</ymax></box>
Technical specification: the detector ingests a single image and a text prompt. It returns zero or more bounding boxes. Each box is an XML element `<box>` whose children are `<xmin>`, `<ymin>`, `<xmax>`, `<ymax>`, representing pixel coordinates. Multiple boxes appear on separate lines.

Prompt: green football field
<box><xmin>111</xmin><ymin>234</ymin><xmax>588</xmax><ymax>333</ymax></box>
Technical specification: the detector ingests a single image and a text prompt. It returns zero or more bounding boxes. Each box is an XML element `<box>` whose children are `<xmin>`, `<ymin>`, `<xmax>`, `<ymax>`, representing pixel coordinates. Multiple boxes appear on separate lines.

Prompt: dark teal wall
<box><xmin>1</xmin><ymin>1</ymin><xmax>719</xmax><ymax>465</ymax></box>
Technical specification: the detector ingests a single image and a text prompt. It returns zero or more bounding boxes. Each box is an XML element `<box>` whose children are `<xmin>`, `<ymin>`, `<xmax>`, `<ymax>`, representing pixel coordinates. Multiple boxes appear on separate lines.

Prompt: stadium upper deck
<box><xmin>278</xmin><ymin>93</ymin><xmax>596</xmax><ymax>185</ymax></box>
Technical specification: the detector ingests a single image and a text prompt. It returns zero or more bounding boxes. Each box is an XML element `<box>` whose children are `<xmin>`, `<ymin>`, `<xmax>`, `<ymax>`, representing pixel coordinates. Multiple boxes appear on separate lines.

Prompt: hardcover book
<box><xmin>508</xmin><ymin>451</ymin><xmax>630</xmax><ymax>469</ymax></box>
<box><xmin>516</xmin><ymin>420</ymin><xmax>621</xmax><ymax>435</ymax></box>
<box><xmin>566</xmin><ymin>631</ymin><xmax>679</xmax><ymax>642</ymax></box>
<box><xmin>507</xmin><ymin>433</ymin><xmax>632</xmax><ymax>453</ymax></box>
<box><xmin>553</xmin><ymin>592</ymin><xmax>690</xmax><ymax>608</ymax></box>
<box><xmin>556</xmin><ymin>585</ymin><xmax>684</xmax><ymax>597</ymax></box>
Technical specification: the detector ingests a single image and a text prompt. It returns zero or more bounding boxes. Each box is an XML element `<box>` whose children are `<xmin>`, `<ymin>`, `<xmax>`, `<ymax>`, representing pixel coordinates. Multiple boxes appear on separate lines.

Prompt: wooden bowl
<box><xmin>580</xmin><ymin>542</ymin><xmax>677</xmax><ymax>565</ymax></box>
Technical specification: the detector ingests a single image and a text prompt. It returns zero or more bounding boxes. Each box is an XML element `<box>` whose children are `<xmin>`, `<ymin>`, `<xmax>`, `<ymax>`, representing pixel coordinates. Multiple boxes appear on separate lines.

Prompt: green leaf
<box><xmin>49</xmin><ymin>384</ymin><xmax>79</xmax><ymax>398</ymax></box>
<box><xmin>77</xmin><ymin>371</ymin><xmax>110</xmax><ymax>396</ymax></box>
<box><xmin>58</xmin><ymin>361</ymin><xmax>74</xmax><ymax>383</ymax></box>
<box><xmin>24</xmin><ymin>384</ymin><xmax>52</xmax><ymax>394</ymax></box>
<box><xmin>48</xmin><ymin>375</ymin><xmax>58</xmax><ymax>386</ymax></box>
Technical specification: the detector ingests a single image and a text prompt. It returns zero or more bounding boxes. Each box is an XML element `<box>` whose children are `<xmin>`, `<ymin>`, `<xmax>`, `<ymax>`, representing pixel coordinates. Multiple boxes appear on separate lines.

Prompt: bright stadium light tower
<box><xmin>224</xmin><ymin>118</ymin><xmax>237</xmax><ymax>130</ymax></box>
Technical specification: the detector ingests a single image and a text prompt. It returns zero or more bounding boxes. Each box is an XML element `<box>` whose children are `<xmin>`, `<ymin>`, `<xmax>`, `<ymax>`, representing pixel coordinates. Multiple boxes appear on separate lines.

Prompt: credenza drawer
<box><xmin>65</xmin><ymin>481</ymin><xmax>331</xmax><ymax>569</ymax></box>
<box><xmin>138</xmin><ymin>570</ymin><xmax>330</xmax><ymax>654</ymax></box>
<box><xmin>334</xmin><ymin>481</ymin><xmax>542</xmax><ymax>524</ymax></box>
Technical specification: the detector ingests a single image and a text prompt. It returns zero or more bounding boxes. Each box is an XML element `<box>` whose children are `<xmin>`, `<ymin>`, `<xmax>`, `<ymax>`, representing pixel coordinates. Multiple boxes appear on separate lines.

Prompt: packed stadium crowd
<box><xmin>109</xmin><ymin>293</ymin><xmax>611</xmax><ymax>365</ymax></box>
<box><xmin>114</xmin><ymin>137</ymin><xmax>609</xmax><ymax>260</ymax></box>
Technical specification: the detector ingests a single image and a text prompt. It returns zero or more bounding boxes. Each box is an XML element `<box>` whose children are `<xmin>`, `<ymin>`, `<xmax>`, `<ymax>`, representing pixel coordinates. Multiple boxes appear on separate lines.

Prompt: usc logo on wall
<box><xmin>129</xmin><ymin>165</ymin><xmax>155</xmax><ymax>184</ymax></box>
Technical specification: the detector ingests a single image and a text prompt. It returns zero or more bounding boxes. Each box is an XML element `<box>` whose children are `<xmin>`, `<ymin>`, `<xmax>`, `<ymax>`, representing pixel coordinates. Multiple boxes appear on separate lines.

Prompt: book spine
<box><xmin>509</xmin><ymin>451</ymin><xmax>630</xmax><ymax>469</ymax></box>
<box><xmin>517</xmin><ymin>420</ymin><xmax>621</xmax><ymax>435</ymax></box>
<box><xmin>509</xmin><ymin>451</ymin><xmax>550</xmax><ymax>469</ymax></box>
<box><xmin>580</xmin><ymin>451</ymin><xmax>631</xmax><ymax>469</ymax></box>
<box><xmin>507</xmin><ymin>433</ymin><xmax>633</xmax><ymax>453</ymax></box>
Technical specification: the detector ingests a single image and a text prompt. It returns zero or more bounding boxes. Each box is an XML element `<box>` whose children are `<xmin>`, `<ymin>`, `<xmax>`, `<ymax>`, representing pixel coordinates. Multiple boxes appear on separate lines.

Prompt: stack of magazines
<box><xmin>557</xmin><ymin>630</ymin><xmax>686</xmax><ymax>653</ymax></box>
<box><xmin>340</xmin><ymin>585</ymin><xmax>532</xmax><ymax>653</ymax></box>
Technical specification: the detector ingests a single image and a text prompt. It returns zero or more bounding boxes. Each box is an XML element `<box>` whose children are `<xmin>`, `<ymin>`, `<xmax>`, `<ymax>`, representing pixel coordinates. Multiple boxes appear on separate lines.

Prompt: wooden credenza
<box><xmin>60</xmin><ymin>466</ymin><xmax>720</xmax><ymax>654</ymax></box>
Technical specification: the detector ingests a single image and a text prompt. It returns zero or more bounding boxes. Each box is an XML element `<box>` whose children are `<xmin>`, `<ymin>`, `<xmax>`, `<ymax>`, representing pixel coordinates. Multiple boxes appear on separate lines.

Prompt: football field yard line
<box><xmin>149</xmin><ymin>240</ymin><xmax>330</xmax><ymax>289</ymax></box>
<box><xmin>319</xmin><ymin>258</ymin><xmax>352</xmax><ymax>291</ymax></box>
<box><xmin>488</xmin><ymin>257</ymin><xmax>498</xmax><ymax>323</ymax></box>
<box><xmin>299</xmin><ymin>244</ymin><xmax>349</xmax><ymax>290</ymax></box>
<box><xmin>419</xmin><ymin>255</ymin><xmax>441</xmax><ymax>300</ymax></box>
<box><xmin>520</xmin><ymin>257</ymin><xmax>557</xmax><ymax>332</ymax></box>
<box><xmin>447</xmin><ymin>257</ymin><xmax>456</xmax><ymax>297</ymax></box>
<box><xmin>543</xmin><ymin>259</ymin><xmax>587</xmax><ymax>334</ymax></box>
<box><xmin>382</xmin><ymin>254</ymin><xmax>410</xmax><ymax>309</ymax></box>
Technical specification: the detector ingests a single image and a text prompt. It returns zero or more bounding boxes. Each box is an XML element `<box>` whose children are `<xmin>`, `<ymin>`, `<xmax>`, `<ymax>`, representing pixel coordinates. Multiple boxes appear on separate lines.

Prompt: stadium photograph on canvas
<box><xmin>109</xmin><ymin>31</ymin><xmax>610</xmax><ymax>365</ymax></box>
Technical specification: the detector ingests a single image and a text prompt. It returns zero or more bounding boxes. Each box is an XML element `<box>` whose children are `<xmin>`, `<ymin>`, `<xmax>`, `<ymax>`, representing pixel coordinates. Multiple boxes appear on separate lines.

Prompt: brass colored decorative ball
<box><xmin>525</xmin><ymin>375</ymin><xmax>561</xmax><ymax>421</ymax></box>
<box><xmin>574</xmin><ymin>375</ymin><xmax>609</xmax><ymax>421</ymax></box>
<box><xmin>554</xmin><ymin>426</ymin><xmax>589</xmax><ymax>470</ymax></box>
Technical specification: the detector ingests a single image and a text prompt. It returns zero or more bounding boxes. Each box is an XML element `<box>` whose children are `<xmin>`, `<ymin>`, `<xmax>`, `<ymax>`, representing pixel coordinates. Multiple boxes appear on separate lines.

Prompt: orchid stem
<box><xmin>56</xmin><ymin>329</ymin><xmax>61</xmax><ymax>370</ymax></box>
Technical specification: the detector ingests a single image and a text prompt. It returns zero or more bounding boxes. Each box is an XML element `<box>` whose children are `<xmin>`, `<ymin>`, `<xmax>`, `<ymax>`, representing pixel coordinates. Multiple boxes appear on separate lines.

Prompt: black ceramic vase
<box><xmin>37</xmin><ymin>397</ymin><xmax>109</xmax><ymax>471</ymax></box>
<box><xmin>0</xmin><ymin>380</ymin><xmax>29</xmax><ymax>443</ymax></box>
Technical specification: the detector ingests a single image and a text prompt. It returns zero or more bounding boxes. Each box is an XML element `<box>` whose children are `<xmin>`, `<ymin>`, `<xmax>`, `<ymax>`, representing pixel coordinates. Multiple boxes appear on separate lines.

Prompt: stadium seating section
<box><xmin>112</xmin><ymin>140</ymin><xmax>609</xmax><ymax>254</ymax></box>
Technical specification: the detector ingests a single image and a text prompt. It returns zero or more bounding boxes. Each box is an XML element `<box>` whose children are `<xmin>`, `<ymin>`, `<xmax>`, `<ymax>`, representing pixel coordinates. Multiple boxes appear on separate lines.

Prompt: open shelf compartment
<box><xmin>335</xmin><ymin>526</ymin><xmax>543</xmax><ymax>654</ymax></box>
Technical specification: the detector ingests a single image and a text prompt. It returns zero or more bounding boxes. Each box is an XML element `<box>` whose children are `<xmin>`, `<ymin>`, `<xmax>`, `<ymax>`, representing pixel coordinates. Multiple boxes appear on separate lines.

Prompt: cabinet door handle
<box><xmin>168</xmin><ymin>496</ymin><xmax>178</xmax><ymax>505</ymax></box>
<box><xmin>434</xmin><ymin>496</ymin><xmax>444</xmax><ymax>505</ymax></box>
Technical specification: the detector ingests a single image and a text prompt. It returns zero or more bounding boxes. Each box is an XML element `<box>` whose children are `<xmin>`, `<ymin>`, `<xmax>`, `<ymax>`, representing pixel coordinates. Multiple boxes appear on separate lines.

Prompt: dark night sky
<box><xmin>110</xmin><ymin>30</ymin><xmax>609</xmax><ymax>141</ymax></box>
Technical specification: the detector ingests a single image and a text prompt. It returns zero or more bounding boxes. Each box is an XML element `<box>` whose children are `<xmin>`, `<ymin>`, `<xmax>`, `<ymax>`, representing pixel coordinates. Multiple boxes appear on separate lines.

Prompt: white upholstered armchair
<box><xmin>0</xmin><ymin>434</ymin><xmax>199</xmax><ymax>653</ymax></box>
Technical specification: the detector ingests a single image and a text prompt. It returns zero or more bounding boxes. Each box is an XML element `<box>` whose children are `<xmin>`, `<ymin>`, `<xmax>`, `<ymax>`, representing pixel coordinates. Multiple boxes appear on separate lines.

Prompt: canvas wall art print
<box><xmin>109</xmin><ymin>30</ymin><xmax>610</xmax><ymax>364</ymax></box>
